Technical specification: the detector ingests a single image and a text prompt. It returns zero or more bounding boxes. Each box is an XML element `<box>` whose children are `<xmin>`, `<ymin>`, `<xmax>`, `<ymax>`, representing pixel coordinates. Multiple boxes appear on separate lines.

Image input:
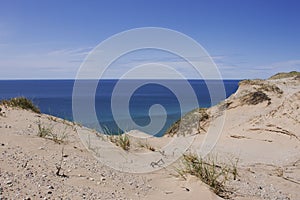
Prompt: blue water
<box><xmin>0</xmin><ymin>80</ymin><xmax>240</xmax><ymax>136</ymax></box>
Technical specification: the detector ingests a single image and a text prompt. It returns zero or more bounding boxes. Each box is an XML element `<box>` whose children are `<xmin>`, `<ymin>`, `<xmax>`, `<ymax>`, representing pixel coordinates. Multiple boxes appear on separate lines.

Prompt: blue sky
<box><xmin>0</xmin><ymin>0</ymin><xmax>299</xmax><ymax>79</ymax></box>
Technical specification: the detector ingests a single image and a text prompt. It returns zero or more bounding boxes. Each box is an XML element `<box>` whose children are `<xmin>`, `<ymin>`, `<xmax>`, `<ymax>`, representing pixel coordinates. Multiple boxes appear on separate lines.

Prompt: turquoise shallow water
<box><xmin>0</xmin><ymin>79</ymin><xmax>240</xmax><ymax>136</ymax></box>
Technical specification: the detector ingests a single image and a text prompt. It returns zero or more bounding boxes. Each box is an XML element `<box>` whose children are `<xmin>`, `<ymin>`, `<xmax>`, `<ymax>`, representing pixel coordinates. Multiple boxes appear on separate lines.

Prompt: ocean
<box><xmin>0</xmin><ymin>80</ymin><xmax>240</xmax><ymax>136</ymax></box>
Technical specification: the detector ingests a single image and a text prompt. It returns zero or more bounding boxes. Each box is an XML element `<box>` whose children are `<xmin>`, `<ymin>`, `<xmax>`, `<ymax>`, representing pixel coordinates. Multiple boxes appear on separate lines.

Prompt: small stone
<box><xmin>78</xmin><ymin>174</ymin><xmax>83</xmax><ymax>177</ymax></box>
<box><xmin>89</xmin><ymin>177</ymin><xmax>94</xmax><ymax>181</ymax></box>
<box><xmin>6</xmin><ymin>180</ymin><xmax>12</xmax><ymax>185</ymax></box>
<box><xmin>48</xmin><ymin>185</ymin><xmax>54</xmax><ymax>189</ymax></box>
<box><xmin>101</xmin><ymin>177</ymin><xmax>106</xmax><ymax>181</ymax></box>
<box><xmin>47</xmin><ymin>191</ymin><xmax>52</xmax><ymax>194</ymax></box>
<box><xmin>42</xmin><ymin>174</ymin><xmax>47</xmax><ymax>178</ymax></box>
<box><xmin>258</xmin><ymin>186</ymin><xmax>263</xmax><ymax>190</ymax></box>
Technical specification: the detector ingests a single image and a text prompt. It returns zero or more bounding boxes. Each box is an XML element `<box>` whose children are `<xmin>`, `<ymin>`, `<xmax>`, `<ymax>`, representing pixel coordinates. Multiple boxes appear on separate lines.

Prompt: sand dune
<box><xmin>0</xmin><ymin>72</ymin><xmax>299</xmax><ymax>199</ymax></box>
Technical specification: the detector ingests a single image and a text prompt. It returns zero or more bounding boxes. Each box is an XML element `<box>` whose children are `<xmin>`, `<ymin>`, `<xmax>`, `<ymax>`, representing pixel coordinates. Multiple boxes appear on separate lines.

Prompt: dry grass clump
<box><xmin>218</xmin><ymin>101</ymin><xmax>233</xmax><ymax>112</ymax></box>
<box><xmin>269</xmin><ymin>71</ymin><xmax>300</xmax><ymax>80</ymax></box>
<box><xmin>165</xmin><ymin>108</ymin><xmax>209</xmax><ymax>136</ymax></box>
<box><xmin>294</xmin><ymin>74</ymin><xmax>300</xmax><ymax>80</ymax></box>
<box><xmin>240</xmin><ymin>91</ymin><xmax>271</xmax><ymax>105</ymax></box>
<box><xmin>258</xmin><ymin>83</ymin><xmax>283</xmax><ymax>94</ymax></box>
<box><xmin>138</xmin><ymin>142</ymin><xmax>156</xmax><ymax>151</ymax></box>
<box><xmin>238</xmin><ymin>79</ymin><xmax>264</xmax><ymax>86</ymax></box>
<box><xmin>37</xmin><ymin>121</ymin><xmax>67</xmax><ymax>144</ymax></box>
<box><xmin>1</xmin><ymin>97</ymin><xmax>40</xmax><ymax>113</ymax></box>
<box><xmin>109</xmin><ymin>133</ymin><xmax>130</xmax><ymax>151</ymax></box>
<box><xmin>239</xmin><ymin>80</ymin><xmax>283</xmax><ymax>95</ymax></box>
<box><xmin>177</xmin><ymin>154</ymin><xmax>238</xmax><ymax>198</ymax></box>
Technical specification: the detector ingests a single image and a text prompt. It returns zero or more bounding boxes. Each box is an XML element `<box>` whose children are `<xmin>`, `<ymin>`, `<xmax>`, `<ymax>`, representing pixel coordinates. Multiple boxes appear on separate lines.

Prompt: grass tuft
<box><xmin>138</xmin><ymin>141</ymin><xmax>156</xmax><ymax>151</ymax></box>
<box><xmin>109</xmin><ymin>133</ymin><xmax>130</xmax><ymax>151</ymax></box>
<box><xmin>37</xmin><ymin>121</ymin><xmax>67</xmax><ymax>144</ymax></box>
<box><xmin>177</xmin><ymin>153</ymin><xmax>238</xmax><ymax>198</ymax></box>
<box><xmin>1</xmin><ymin>97</ymin><xmax>40</xmax><ymax>113</ymax></box>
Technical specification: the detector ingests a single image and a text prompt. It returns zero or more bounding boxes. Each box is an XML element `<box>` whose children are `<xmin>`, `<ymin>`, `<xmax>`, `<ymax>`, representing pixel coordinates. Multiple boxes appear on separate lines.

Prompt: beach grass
<box><xmin>108</xmin><ymin>133</ymin><xmax>130</xmax><ymax>151</ymax></box>
<box><xmin>177</xmin><ymin>153</ymin><xmax>238</xmax><ymax>198</ymax></box>
<box><xmin>0</xmin><ymin>97</ymin><xmax>40</xmax><ymax>113</ymax></box>
<box><xmin>37</xmin><ymin>121</ymin><xmax>67</xmax><ymax>144</ymax></box>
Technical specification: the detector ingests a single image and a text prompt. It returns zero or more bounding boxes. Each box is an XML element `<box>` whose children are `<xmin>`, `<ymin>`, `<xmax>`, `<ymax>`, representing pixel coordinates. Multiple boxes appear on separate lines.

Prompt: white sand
<box><xmin>0</xmin><ymin>75</ymin><xmax>299</xmax><ymax>199</ymax></box>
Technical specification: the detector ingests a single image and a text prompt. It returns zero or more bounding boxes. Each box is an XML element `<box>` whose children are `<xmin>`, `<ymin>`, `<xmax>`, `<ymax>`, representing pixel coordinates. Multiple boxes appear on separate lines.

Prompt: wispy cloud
<box><xmin>0</xmin><ymin>46</ymin><xmax>92</xmax><ymax>79</ymax></box>
<box><xmin>1</xmin><ymin>43</ymin><xmax>299</xmax><ymax>80</ymax></box>
<box><xmin>248</xmin><ymin>60</ymin><xmax>300</xmax><ymax>78</ymax></box>
<box><xmin>98</xmin><ymin>52</ymin><xmax>231</xmax><ymax>79</ymax></box>
<box><xmin>47</xmin><ymin>47</ymin><xmax>93</xmax><ymax>57</ymax></box>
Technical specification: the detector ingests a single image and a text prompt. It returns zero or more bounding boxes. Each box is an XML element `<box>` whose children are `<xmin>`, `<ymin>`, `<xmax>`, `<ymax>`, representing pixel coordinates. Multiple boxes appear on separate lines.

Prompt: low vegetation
<box><xmin>240</xmin><ymin>91</ymin><xmax>271</xmax><ymax>105</ymax></box>
<box><xmin>239</xmin><ymin>80</ymin><xmax>283</xmax><ymax>95</ymax></box>
<box><xmin>138</xmin><ymin>141</ymin><xmax>156</xmax><ymax>151</ymax></box>
<box><xmin>165</xmin><ymin>108</ymin><xmax>209</xmax><ymax>136</ymax></box>
<box><xmin>109</xmin><ymin>133</ymin><xmax>130</xmax><ymax>151</ymax></box>
<box><xmin>37</xmin><ymin>121</ymin><xmax>67</xmax><ymax>144</ymax></box>
<box><xmin>177</xmin><ymin>153</ymin><xmax>238</xmax><ymax>198</ymax></box>
<box><xmin>55</xmin><ymin>147</ymin><xmax>69</xmax><ymax>178</ymax></box>
<box><xmin>0</xmin><ymin>97</ymin><xmax>40</xmax><ymax>113</ymax></box>
<box><xmin>269</xmin><ymin>71</ymin><xmax>300</xmax><ymax>80</ymax></box>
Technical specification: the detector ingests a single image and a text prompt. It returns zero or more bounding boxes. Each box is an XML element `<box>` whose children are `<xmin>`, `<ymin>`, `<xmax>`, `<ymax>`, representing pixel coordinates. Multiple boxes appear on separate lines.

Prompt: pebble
<box><xmin>48</xmin><ymin>185</ymin><xmax>54</xmax><ymax>189</ymax></box>
<box><xmin>164</xmin><ymin>190</ymin><xmax>173</xmax><ymax>194</ymax></box>
<box><xmin>6</xmin><ymin>180</ymin><xmax>12</xmax><ymax>185</ymax></box>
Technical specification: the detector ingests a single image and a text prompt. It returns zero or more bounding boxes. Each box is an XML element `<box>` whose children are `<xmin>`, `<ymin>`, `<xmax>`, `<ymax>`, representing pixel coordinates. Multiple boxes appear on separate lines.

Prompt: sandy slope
<box><xmin>0</xmin><ymin>74</ymin><xmax>299</xmax><ymax>199</ymax></box>
<box><xmin>0</xmin><ymin>106</ymin><xmax>220</xmax><ymax>199</ymax></box>
<box><xmin>191</xmin><ymin>76</ymin><xmax>300</xmax><ymax>200</ymax></box>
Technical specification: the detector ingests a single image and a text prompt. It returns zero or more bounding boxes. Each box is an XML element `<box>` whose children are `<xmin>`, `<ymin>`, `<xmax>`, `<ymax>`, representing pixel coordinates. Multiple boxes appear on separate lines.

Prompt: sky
<box><xmin>0</xmin><ymin>0</ymin><xmax>299</xmax><ymax>79</ymax></box>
